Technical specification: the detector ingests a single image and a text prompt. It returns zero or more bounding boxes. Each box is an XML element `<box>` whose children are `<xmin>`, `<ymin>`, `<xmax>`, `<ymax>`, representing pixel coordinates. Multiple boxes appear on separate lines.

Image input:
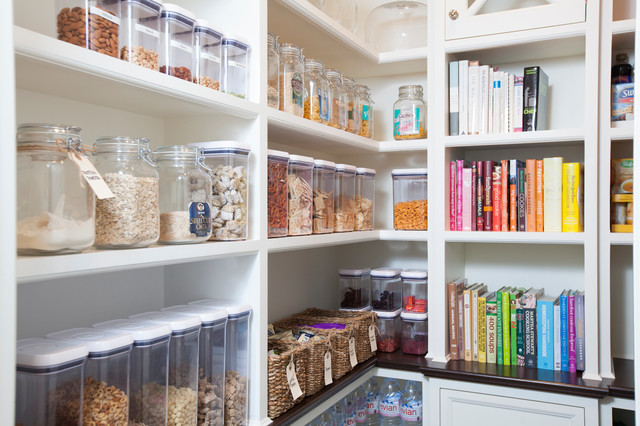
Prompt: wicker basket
<box><xmin>267</xmin><ymin>340</ymin><xmax>308</xmax><ymax>419</ymax></box>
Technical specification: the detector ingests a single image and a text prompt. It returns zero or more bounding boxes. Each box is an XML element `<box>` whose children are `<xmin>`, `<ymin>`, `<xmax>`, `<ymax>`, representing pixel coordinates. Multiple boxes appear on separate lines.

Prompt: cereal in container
<box><xmin>392</xmin><ymin>168</ymin><xmax>428</xmax><ymax>230</ymax></box>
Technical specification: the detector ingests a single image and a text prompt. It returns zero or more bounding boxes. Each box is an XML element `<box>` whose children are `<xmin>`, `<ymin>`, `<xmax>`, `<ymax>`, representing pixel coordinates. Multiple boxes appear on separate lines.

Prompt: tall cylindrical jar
<box><xmin>159</xmin><ymin>3</ymin><xmax>195</xmax><ymax>81</ymax></box>
<box><xmin>16</xmin><ymin>124</ymin><xmax>95</xmax><ymax>254</ymax></box>
<box><xmin>268</xmin><ymin>149</ymin><xmax>290</xmax><ymax>237</ymax></box>
<box><xmin>119</xmin><ymin>0</ymin><xmax>162</xmax><ymax>70</ymax></box>
<box><xmin>304</xmin><ymin>58</ymin><xmax>329</xmax><ymax>124</ymax></box>
<box><xmin>279</xmin><ymin>43</ymin><xmax>305</xmax><ymax>116</ymax></box>
<box><xmin>56</xmin><ymin>0</ymin><xmax>121</xmax><ymax>57</ymax></box>
<box><xmin>334</xmin><ymin>163</ymin><xmax>357</xmax><ymax>232</ymax></box>
<box><xmin>313</xmin><ymin>159</ymin><xmax>336</xmax><ymax>234</ymax></box>
<box><xmin>357</xmin><ymin>84</ymin><xmax>374</xmax><ymax>138</ymax></box>
<box><xmin>267</xmin><ymin>32</ymin><xmax>280</xmax><ymax>109</ymax></box>
<box><xmin>288</xmin><ymin>155</ymin><xmax>315</xmax><ymax>236</ymax></box>
<box><xmin>325</xmin><ymin>68</ymin><xmax>346</xmax><ymax>130</ymax></box>
<box><xmin>93</xmin><ymin>137</ymin><xmax>160</xmax><ymax>248</ymax></box>
<box><xmin>342</xmin><ymin>75</ymin><xmax>360</xmax><ymax>133</ymax></box>
<box><xmin>393</xmin><ymin>84</ymin><xmax>426</xmax><ymax>140</ymax></box>
<box><xmin>355</xmin><ymin>167</ymin><xmax>375</xmax><ymax>231</ymax></box>
<box><xmin>193</xmin><ymin>19</ymin><xmax>223</xmax><ymax>91</ymax></box>
<box><xmin>153</xmin><ymin>145</ymin><xmax>212</xmax><ymax>244</ymax></box>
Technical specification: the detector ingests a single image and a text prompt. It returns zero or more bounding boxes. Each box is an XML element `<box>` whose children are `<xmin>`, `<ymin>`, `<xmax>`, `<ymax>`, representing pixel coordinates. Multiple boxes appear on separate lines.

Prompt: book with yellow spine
<box><xmin>562</xmin><ymin>163</ymin><xmax>584</xmax><ymax>232</ymax></box>
<box><xmin>478</xmin><ymin>290</ymin><xmax>495</xmax><ymax>363</ymax></box>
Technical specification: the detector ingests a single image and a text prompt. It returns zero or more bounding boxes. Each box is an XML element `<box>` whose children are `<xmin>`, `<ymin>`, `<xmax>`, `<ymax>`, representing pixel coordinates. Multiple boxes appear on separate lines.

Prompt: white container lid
<box><xmin>401</xmin><ymin>269</ymin><xmax>428</xmax><ymax>280</ymax></box>
<box><xmin>267</xmin><ymin>149</ymin><xmax>289</xmax><ymax>159</ymax></box>
<box><xmin>335</xmin><ymin>164</ymin><xmax>357</xmax><ymax>173</ymax></box>
<box><xmin>314</xmin><ymin>159</ymin><xmax>336</xmax><ymax>169</ymax></box>
<box><xmin>289</xmin><ymin>154</ymin><xmax>314</xmax><ymax>165</ymax></box>
<box><xmin>370</xmin><ymin>267</ymin><xmax>402</xmax><ymax>278</ymax></box>
<box><xmin>391</xmin><ymin>168</ymin><xmax>428</xmax><ymax>176</ymax></box>
<box><xmin>188</xmin><ymin>299</ymin><xmax>252</xmax><ymax>317</ymax></box>
<box><xmin>124</xmin><ymin>0</ymin><xmax>163</xmax><ymax>8</ymax></box>
<box><xmin>339</xmin><ymin>267</ymin><xmax>371</xmax><ymax>277</ymax></box>
<box><xmin>93</xmin><ymin>319</ymin><xmax>171</xmax><ymax>342</ymax></box>
<box><xmin>161</xmin><ymin>3</ymin><xmax>196</xmax><ymax>20</ymax></box>
<box><xmin>162</xmin><ymin>304</ymin><xmax>228</xmax><ymax>324</ymax></box>
<box><xmin>17</xmin><ymin>338</ymin><xmax>88</xmax><ymax>368</ymax></box>
<box><xmin>401</xmin><ymin>312</ymin><xmax>428</xmax><ymax>321</ymax></box>
<box><xmin>129</xmin><ymin>311</ymin><xmax>202</xmax><ymax>332</ymax></box>
<box><xmin>356</xmin><ymin>167</ymin><xmax>376</xmax><ymax>176</ymax></box>
<box><xmin>195</xmin><ymin>18</ymin><xmax>210</xmax><ymax>28</ymax></box>
<box><xmin>221</xmin><ymin>33</ymin><xmax>250</xmax><ymax>50</ymax></box>
<box><xmin>374</xmin><ymin>308</ymin><xmax>402</xmax><ymax>318</ymax></box>
<box><xmin>47</xmin><ymin>328</ymin><xmax>133</xmax><ymax>354</ymax></box>
<box><xmin>189</xmin><ymin>141</ymin><xmax>250</xmax><ymax>155</ymax></box>
<box><xmin>339</xmin><ymin>305</ymin><xmax>372</xmax><ymax>312</ymax></box>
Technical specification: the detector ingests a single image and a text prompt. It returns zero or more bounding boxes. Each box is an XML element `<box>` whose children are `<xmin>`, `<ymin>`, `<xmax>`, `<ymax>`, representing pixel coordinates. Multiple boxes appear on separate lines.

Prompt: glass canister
<box><xmin>401</xmin><ymin>269</ymin><xmax>428</xmax><ymax>315</ymax></box>
<box><xmin>393</xmin><ymin>84</ymin><xmax>426</xmax><ymax>140</ymax></box>
<box><xmin>189</xmin><ymin>300</ymin><xmax>252</xmax><ymax>426</ymax></box>
<box><xmin>371</xmin><ymin>267</ymin><xmax>402</xmax><ymax>311</ymax></box>
<box><xmin>161</xmin><ymin>305</ymin><xmax>228</xmax><ymax>425</ymax></box>
<box><xmin>401</xmin><ymin>313</ymin><xmax>428</xmax><ymax>355</ymax></box>
<box><xmin>16</xmin><ymin>124</ymin><xmax>95</xmax><ymax>255</ymax></box>
<box><xmin>268</xmin><ymin>149</ymin><xmax>290</xmax><ymax>238</ymax></box>
<box><xmin>193</xmin><ymin>19</ymin><xmax>223</xmax><ymax>90</ymax></box>
<box><xmin>356</xmin><ymin>84</ymin><xmax>374</xmax><ymax>138</ymax></box>
<box><xmin>56</xmin><ymin>0</ymin><xmax>121</xmax><ymax>57</ymax></box>
<box><xmin>304</xmin><ymin>58</ymin><xmax>329</xmax><ymax>124</ymax></box>
<box><xmin>267</xmin><ymin>32</ymin><xmax>280</xmax><ymax>109</ymax></box>
<box><xmin>93</xmin><ymin>136</ymin><xmax>160</xmax><ymax>248</ymax></box>
<box><xmin>342</xmin><ymin>76</ymin><xmax>360</xmax><ymax>133</ymax></box>
<box><xmin>334</xmin><ymin>163</ymin><xmax>356</xmax><ymax>232</ymax></box>
<box><xmin>392</xmin><ymin>168</ymin><xmax>428</xmax><ymax>230</ymax></box>
<box><xmin>375</xmin><ymin>309</ymin><xmax>402</xmax><ymax>353</ymax></box>
<box><xmin>325</xmin><ymin>68</ymin><xmax>346</xmax><ymax>130</ymax></box>
<box><xmin>339</xmin><ymin>267</ymin><xmax>371</xmax><ymax>309</ymax></box>
<box><xmin>119</xmin><ymin>0</ymin><xmax>162</xmax><ymax>70</ymax></box>
<box><xmin>279</xmin><ymin>43</ymin><xmax>305</xmax><ymax>116</ymax></box>
<box><xmin>288</xmin><ymin>154</ymin><xmax>315</xmax><ymax>236</ymax></box>
<box><xmin>159</xmin><ymin>3</ymin><xmax>195</xmax><ymax>81</ymax></box>
<box><xmin>93</xmin><ymin>319</ymin><xmax>172</xmax><ymax>426</ymax></box>
<box><xmin>129</xmin><ymin>311</ymin><xmax>202</xmax><ymax>426</ymax></box>
<box><xmin>16</xmin><ymin>338</ymin><xmax>88</xmax><ymax>426</ymax></box>
<box><xmin>47</xmin><ymin>328</ymin><xmax>134</xmax><ymax>425</ymax></box>
<box><xmin>355</xmin><ymin>167</ymin><xmax>375</xmax><ymax>231</ymax></box>
<box><xmin>221</xmin><ymin>34</ymin><xmax>250</xmax><ymax>99</ymax></box>
<box><xmin>189</xmin><ymin>141</ymin><xmax>250</xmax><ymax>241</ymax></box>
<box><xmin>153</xmin><ymin>145</ymin><xmax>212</xmax><ymax>244</ymax></box>
<box><xmin>312</xmin><ymin>159</ymin><xmax>335</xmax><ymax>234</ymax></box>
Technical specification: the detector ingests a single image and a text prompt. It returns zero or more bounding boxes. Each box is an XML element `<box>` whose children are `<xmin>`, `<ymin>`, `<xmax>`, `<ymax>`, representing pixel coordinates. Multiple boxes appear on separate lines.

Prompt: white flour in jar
<box><xmin>17</xmin><ymin>211</ymin><xmax>94</xmax><ymax>252</ymax></box>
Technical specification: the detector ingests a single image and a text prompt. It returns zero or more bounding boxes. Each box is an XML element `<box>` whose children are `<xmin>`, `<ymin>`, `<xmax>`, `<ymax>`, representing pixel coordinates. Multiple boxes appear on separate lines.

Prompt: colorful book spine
<box><xmin>450</xmin><ymin>161</ymin><xmax>457</xmax><ymax>231</ymax></box>
<box><xmin>576</xmin><ymin>291</ymin><xmax>585</xmax><ymax>371</ymax></box>
<box><xmin>478</xmin><ymin>291</ymin><xmax>493</xmax><ymax>363</ymax></box>
<box><xmin>463</xmin><ymin>285</ymin><xmax>473</xmax><ymax>361</ymax></box>
<box><xmin>562</xmin><ymin>163</ymin><xmax>584</xmax><ymax>232</ymax></box>
<box><xmin>462</xmin><ymin>168</ymin><xmax>473</xmax><ymax>231</ymax></box>
<box><xmin>492</xmin><ymin>166</ymin><xmax>502</xmax><ymax>232</ymax></box>
<box><xmin>459</xmin><ymin>60</ymin><xmax>469</xmax><ymax>135</ymax></box>
<box><xmin>560</xmin><ymin>290</ymin><xmax>569</xmax><ymax>371</ymax></box>
<box><xmin>513</xmin><ymin>76</ymin><xmax>524</xmax><ymax>132</ymax></box>
<box><xmin>458</xmin><ymin>281</ymin><xmax>466</xmax><ymax>360</ymax></box>
<box><xmin>516</xmin><ymin>296</ymin><xmax>525</xmax><ymax>366</ymax></box>
<box><xmin>471</xmin><ymin>162</ymin><xmax>478</xmax><ymax>231</ymax></box>
<box><xmin>568</xmin><ymin>290</ymin><xmax>577</xmax><ymax>373</ymax></box>
<box><xmin>554</xmin><ymin>296</ymin><xmax>561</xmax><ymax>370</ymax></box>
<box><xmin>501</xmin><ymin>160</ymin><xmax>509</xmax><ymax>231</ymax></box>
<box><xmin>536</xmin><ymin>160</ymin><xmax>544</xmax><ymax>232</ymax></box>
<box><xmin>509</xmin><ymin>160</ymin><xmax>522</xmax><ymax>231</ymax></box>
<box><xmin>472</xmin><ymin>284</ymin><xmax>486</xmax><ymax>361</ymax></box>
<box><xmin>522</xmin><ymin>288</ymin><xmax>544</xmax><ymax>369</ymax></box>
<box><xmin>456</xmin><ymin>159</ymin><xmax>466</xmax><ymax>231</ymax></box>
<box><xmin>448</xmin><ymin>279</ymin><xmax>460</xmax><ymax>359</ymax></box>
<box><xmin>517</xmin><ymin>164</ymin><xmax>527</xmax><ymax>232</ymax></box>
<box><xmin>449</xmin><ymin>61</ymin><xmax>459</xmax><ymax>136</ymax></box>
<box><xmin>526</xmin><ymin>159</ymin><xmax>537</xmax><ymax>232</ymax></box>
<box><xmin>537</xmin><ymin>295</ymin><xmax>555</xmax><ymax>370</ymax></box>
<box><xmin>486</xmin><ymin>295</ymin><xmax>498</xmax><ymax>364</ymax></box>
<box><xmin>476</xmin><ymin>161</ymin><xmax>484</xmax><ymax>231</ymax></box>
<box><xmin>523</xmin><ymin>66</ymin><xmax>549</xmax><ymax>131</ymax></box>
<box><xmin>543</xmin><ymin>157</ymin><xmax>564</xmax><ymax>232</ymax></box>
<box><xmin>501</xmin><ymin>288</ymin><xmax>511</xmax><ymax>365</ymax></box>
<box><xmin>483</xmin><ymin>160</ymin><xmax>495</xmax><ymax>231</ymax></box>
<box><xmin>496</xmin><ymin>286</ymin><xmax>506</xmax><ymax>365</ymax></box>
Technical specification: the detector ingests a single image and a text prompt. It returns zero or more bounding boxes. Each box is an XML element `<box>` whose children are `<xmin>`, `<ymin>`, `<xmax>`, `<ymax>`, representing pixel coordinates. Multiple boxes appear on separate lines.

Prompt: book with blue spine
<box><xmin>536</xmin><ymin>295</ymin><xmax>555</xmax><ymax>370</ymax></box>
<box><xmin>560</xmin><ymin>289</ymin><xmax>570</xmax><ymax>371</ymax></box>
<box><xmin>553</xmin><ymin>295</ymin><xmax>561</xmax><ymax>370</ymax></box>
<box><xmin>575</xmin><ymin>291</ymin><xmax>585</xmax><ymax>371</ymax></box>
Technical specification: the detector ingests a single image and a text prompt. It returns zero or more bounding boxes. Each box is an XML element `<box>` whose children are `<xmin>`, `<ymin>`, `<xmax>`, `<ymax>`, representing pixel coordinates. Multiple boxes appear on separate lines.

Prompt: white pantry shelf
<box><xmin>444</xmin><ymin>231</ymin><xmax>585</xmax><ymax>244</ymax></box>
<box><xmin>17</xmin><ymin>240</ymin><xmax>261</xmax><ymax>283</ymax></box>
<box><xmin>611</xmin><ymin>19</ymin><xmax>636</xmax><ymax>35</ymax></box>
<box><xmin>445</xmin><ymin>128</ymin><xmax>584</xmax><ymax>148</ymax></box>
<box><xmin>267</xmin><ymin>231</ymin><xmax>379</xmax><ymax>253</ymax></box>
<box><xmin>379</xmin><ymin>139</ymin><xmax>429</xmax><ymax>153</ymax></box>
<box><xmin>14</xmin><ymin>26</ymin><xmax>260</xmax><ymax>120</ymax></box>
<box><xmin>609</xmin><ymin>233</ymin><xmax>633</xmax><ymax>245</ymax></box>
<box><xmin>610</xmin><ymin>123</ymin><xmax>634</xmax><ymax>141</ymax></box>
<box><xmin>379</xmin><ymin>230</ymin><xmax>428</xmax><ymax>242</ymax></box>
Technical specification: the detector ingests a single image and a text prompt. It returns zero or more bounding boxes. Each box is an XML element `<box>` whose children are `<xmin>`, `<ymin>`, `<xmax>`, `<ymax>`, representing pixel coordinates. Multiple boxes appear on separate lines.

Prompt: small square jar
<box><xmin>339</xmin><ymin>267</ymin><xmax>371</xmax><ymax>309</ymax></box>
<box><xmin>313</xmin><ymin>159</ymin><xmax>336</xmax><ymax>234</ymax></box>
<box><xmin>334</xmin><ymin>164</ymin><xmax>357</xmax><ymax>232</ymax></box>
<box><xmin>193</xmin><ymin>19</ymin><xmax>223</xmax><ymax>90</ymax></box>
<box><xmin>392</xmin><ymin>168</ymin><xmax>428</xmax><ymax>230</ymax></box>
<box><xmin>56</xmin><ymin>0</ymin><xmax>121</xmax><ymax>57</ymax></box>
<box><xmin>288</xmin><ymin>154</ymin><xmax>315</xmax><ymax>236</ymax></box>
<box><xmin>375</xmin><ymin>309</ymin><xmax>402</xmax><ymax>353</ymax></box>
<box><xmin>371</xmin><ymin>267</ymin><xmax>402</xmax><ymax>311</ymax></box>
<box><xmin>355</xmin><ymin>167</ymin><xmax>375</xmax><ymax>231</ymax></box>
<box><xmin>401</xmin><ymin>269</ymin><xmax>427</xmax><ymax>314</ymax></box>
<box><xmin>401</xmin><ymin>312</ymin><xmax>428</xmax><ymax>355</ymax></box>
<box><xmin>119</xmin><ymin>0</ymin><xmax>163</xmax><ymax>70</ymax></box>
<box><xmin>221</xmin><ymin>34</ymin><xmax>250</xmax><ymax>99</ymax></box>
<box><xmin>159</xmin><ymin>3</ymin><xmax>196</xmax><ymax>81</ymax></box>
<box><xmin>268</xmin><ymin>149</ymin><xmax>290</xmax><ymax>237</ymax></box>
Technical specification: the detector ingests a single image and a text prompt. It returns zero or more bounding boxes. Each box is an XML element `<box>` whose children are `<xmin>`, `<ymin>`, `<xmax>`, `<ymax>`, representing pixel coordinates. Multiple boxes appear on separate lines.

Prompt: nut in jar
<box><xmin>56</xmin><ymin>1</ymin><xmax>121</xmax><ymax>58</ymax></box>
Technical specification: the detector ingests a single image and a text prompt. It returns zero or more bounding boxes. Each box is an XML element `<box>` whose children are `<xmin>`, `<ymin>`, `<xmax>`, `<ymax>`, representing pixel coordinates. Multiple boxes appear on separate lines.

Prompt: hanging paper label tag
<box><xmin>349</xmin><ymin>337</ymin><xmax>358</xmax><ymax>367</ymax></box>
<box><xmin>68</xmin><ymin>151</ymin><xmax>115</xmax><ymax>199</ymax></box>
<box><xmin>286</xmin><ymin>362</ymin><xmax>303</xmax><ymax>400</ymax></box>
<box><xmin>324</xmin><ymin>351</ymin><xmax>333</xmax><ymax>385</ymax></box>
<box><xmin>369</xmin><ymin>324</ymin><xmax>378</xmax><ymax>352</ymax></box>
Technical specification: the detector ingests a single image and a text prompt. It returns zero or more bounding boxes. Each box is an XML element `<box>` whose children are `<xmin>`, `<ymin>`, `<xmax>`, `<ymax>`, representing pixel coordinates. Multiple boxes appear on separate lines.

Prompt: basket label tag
<box><xmin>324</xmin><ymin>351</ymin><xmax>333</xmax><ymax>385</ymax></box>
<box><xmin>286</xmin><ymin>362</ymin><xmax>303</xmax><ymax>400</ymax></box>
<box><xmin>369</xmin><ymin>325</ymin><xmax>378</xmax><ymax>352</ymax></box>
<box><xmin>349</xmin><ymin>337</ymin><xmax>358</xmax><ymax>367</ymax></box>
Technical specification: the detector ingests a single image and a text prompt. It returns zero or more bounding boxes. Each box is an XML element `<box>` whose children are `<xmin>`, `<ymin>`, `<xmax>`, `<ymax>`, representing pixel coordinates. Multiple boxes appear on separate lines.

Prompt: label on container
<box><xmin>394</xmin><ymin>106</ymin><xmax>421</xmax><ymax>137</ymax></box>
<box><xmin>355</xmin><ymin>406</ymin><xmax>367</xmax><ymax>423</ymax></box>
<box><xmin>201</xmin><ymin>52</ymin><xmax>221</xmax><ymax>63</ymax></box>
<box><xmin>291</xmin><ymin>72</ymin><xmax>304</xmax><ymax>108</ymax></box>
<box><xmin>189</xmin><ymin>202</ymin><xmax>211</xmax><ymax>237</ymax></box>
<box><xmin>612</xmin><ymin>83</ymin><xmax>634</xmax><ymax>122</ymax></box>
<box><xmin>324</xmin><ymin>351</ymin><xmax>333</xmax><ymax>385</ymax></box>
<box><xmin>349</xmin><ymin>337</ymin><xmax>358</xmax><ymax>367</ymax></box>
<box><xmin>362</xmin><ymin>104</ymin><xmax>370</xmax><ymax>121</ymax></box>
<box><xmin>228</xmin><ymin>60</ymin><xmax>246</xmax><ymax>70</ymax></box>
<box><xmin>286</xmin><ymin>362</ymin><xmax>303</xmax><ymax>400</ymax></box>
<box><xmin>401</xmin><ymin>401</ymin><xmax>423</xmax><ymax>421</ymax></box>
<box><xmin>369</xmin><ymin>325</ymin><xmax>377</xmax><ymax>352</ymax></box>
<box><xmin>170</xmin><ymin>39</ymin><xmax>193</xmax><ymax>54</ymax></box>
<box><xmin>89</xmin><ymin>6</ymin><xmax>121</xmax><ymax>26</ymax></box>
<box><xmin>68</xmin><ymin>151</ymin><xmax>115</xmax><ymax>200</ymax></box>
<box><xmin>319</xmin><ymin>89</ymin><xmax>329</xmax><ymax>121</ymax></box>
<box><xmin>366</xmin><ymin>395</ymin><xmax>378</xmax><ymax>415</ymax></box>
<box><xmin>379</xmin><ymin>394</ymin><xmax>401</xmax><ymax>417</ymax></box>
<box><xmin>135</xmin><ymin>23</ymin><xmax>159</xmax><ymax>38</ymax></box>
<box><xmin>346</xmin><ymin>414</ymin><xmax>356</xmax><ymax>426</ymax></box>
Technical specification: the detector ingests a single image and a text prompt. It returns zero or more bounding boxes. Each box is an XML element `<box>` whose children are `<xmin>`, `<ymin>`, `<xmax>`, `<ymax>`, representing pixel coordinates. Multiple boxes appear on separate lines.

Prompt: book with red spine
<box><xmin>471</xmin><ymin>162</ymin><xmax>478</xmax><ymax>231</ymax></box>
<box><xmin>456</xmin><ymin>160</ymin><xmax>468</xmax><ymax>231</ymax></box>
<box><xmin>501</xmin><ymin>160</ymin><xmax>509</xmax><ymax>231</ymax></box>
<box><xmin>450</xmin><ymin>161</ymin><xmax>457</xmax><ymax>230</ymax></box>
<box><xmin>476</xmin><ymin>160</ymin><xmax>484</xmax><ymax>231</ymax></box>
<box><xmin>526</xmin><ymin>159</ymin><xmax>537</xmax><ymax>232</ymax></box>
<box><xmin>509</xmin><ymin>159</ymin><xmax>520</xmax><ymax>231</ymax></box>
<box><xmin>517</xmin><ymin>163</ymin><xmax>527</xmax><ymax>231</ymax></box>
<box><xmin>462</xmin><ymin>168</ymin><xmax>473</xmax><ymax>231</ymax></box>
<box><xmin>536</xmin><ymin>160</ymin><xmax>544</xmax><ymax>232</ymax></box>
<box><xmin>492</xmin><ymin>166</ymin><xmax>502</xmax><ymax>231</ymax></box>
<box><xmin>483</xmin><ymin>160</ymin><xmax>495</xmax><ymax>231</ymax></box>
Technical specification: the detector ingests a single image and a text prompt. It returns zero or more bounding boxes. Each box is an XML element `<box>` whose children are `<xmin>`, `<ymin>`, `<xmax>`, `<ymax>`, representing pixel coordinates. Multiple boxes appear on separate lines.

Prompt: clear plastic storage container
<box><xmin>159</xmin><ymin>3</ymin><xmax>195</xmax><ymax>81</ymax></box>
<box><xmin>312</xmin><ymin>159</ymin><xmax>336</xmax><ymax>234</ymax></box>
<box><xmin>92</xmin><ymin>319</ymin><xmax>172</xmax><ymax>425</ymax></box>
<box><xmin>288</xmin><ymin>154</ymin><xmax>315</xmax><ymax>236</ymax></box>
<box><xmin>342</xmin><ymin>76</ymin><xmax>360</xmax><ymax>133</ymax></box>
<box><xmin>401</xmin><ymin>313</ymin><xmax>428</xmax><ymax>355</ymax></box>
<box><xmin>119</xmin><ymin>0</ymin><xmax>162</xmax><ymax>70</ymax></box>
<box><xmin>268</xmin><ymin>149</ymin><xmax>290</xmax><ymax>237</ymax></box>
<box><xmin>193</xmin><ymin>19</ymin><xmax>223</xmax><ymax>90</ymax></box>
<box><xmin>162</xmin><ymin>304</ymin><xmax>228</xmax><ymax>425</ymax></box>
<box><xmin>392</xmin><ymin>168</ymin><xmax>428</xmax><ymax>230</ymax></box>
<box><xmin>189</xmin><ymin>300</ymin><xmax>252</xmax><ymax>426</ymax></box>
<box><xmin>279</xmin><ymin>43</ymin><xmax>305</xmax><ymax>116</ymax></box>
<box><xmin>356</xmin><ymin>84</ymin><xmax>374</xmax><ymax>138</ymax></box>
<box><xmin>93</xmin><ymin>136</ymin><xmax>160</xmax><ymax>248</ymax></box>
<box><xmin>365</xmin><ymin>1</ymin><xmax>428</xmax><ymax>52</ymax></box>
<box><xmin>129</xmin><ymin>311</ymin><xmax>202</xmax><ymax>426</ymax></box>
<box><xmin>355</xmin><ymin>167</ymin><xmax>375</xmax><ymax>231</ymax></box>
<box><xmin>16</xmin><ymin>124</ymin><xmax>96</xmax><ymax>254</ymax></box>
<box><xmin>221</xmin><ymin>34</ymin><xmax>250</xmax><ymax>99</ymax></box>
<box><xmin>339</xmin><ymin>267</ymin><xmax>371</xmax><ymax>310</ymax></box>
<box><xmin>371</xmin><ymin>267</ymin><xmax>402</xmax><ymax>311</ymax></box>
<box><xmin>393</xmin><ymin>84</ymin><xmax>426</xmax><ymax>140</ymax></box>
<box><xmin>334</xmin><ymin>164</ymin><xmax>356</xmax><ymax>232</ymax></box>
<box><xmin>375</xmin><ymin>309</ymin><xmax>402</xmax><ymax>353</ymax></box>
<box><xmin>47</xmin><ymin>328</ymin><xmax>134</xmax><ymax>425</ymax></box>
<box><xmin>56</xmin><ymin>0</ymin><xmax>121</xmax><ymax>57</ymax></box>
<box><xmin>16</xmin><ymin>338</ymin><xmax>88</xmax><ymax>426</ymax></box>
<box><xmin>304</xmin><ymin>58</ymin><xmax>329</xmax><ymax>123</ymax></box>
<box><xmin>189</xmin><ymin>141</ymin><xmax>250</xmax><ymax>241</ymax></box>
<box><xmin>325</xmin><ymin>68</ymin><xmax>346</xmax><ymax>130</ymax></box>
<box><xmin>401</xmin><ymin>269</ymin><xmax>428</xmax><ymax>315</ymax></box>
<box><xmin>267</xmin><ymin>32</ymin><xmax>280</xmax><ymax>109</ymax></box>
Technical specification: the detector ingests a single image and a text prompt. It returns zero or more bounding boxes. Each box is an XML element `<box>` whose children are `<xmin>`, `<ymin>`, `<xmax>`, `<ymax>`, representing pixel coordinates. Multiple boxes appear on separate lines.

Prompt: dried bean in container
<box><xmin>160</xmin><ymin>65</ymin><xmax>192</xmax><ymax>81</ymax></box>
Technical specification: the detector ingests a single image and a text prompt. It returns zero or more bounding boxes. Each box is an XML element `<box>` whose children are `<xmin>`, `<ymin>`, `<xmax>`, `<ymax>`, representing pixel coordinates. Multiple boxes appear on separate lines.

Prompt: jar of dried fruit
<box><xmin>304</xmin><ymin>58</ymin><xmax>329</xmax><ymax>124</ymax></box>
<box><xmin>56</xmin><ymin>0</ymin><xmax>121</xmax><ymax>58</ymax></box>
<box><xmin>120</xmin><ymin>0</ymin><xmax>162</xmax><ymax>70</ymax></box>
<box><xmin>356</xmin><ymin>84</ymin><xmax>375</xmax><ymax>138</ymax></box>
<box><xmin>279</xmin><ymin>43</ymin><xmax>305</xmax><ymax>117</ymax></box>
<box><xmin>159</xmin><ymin>3</ymin><xmax>196</xmax><ymax>81</ymax></box>
<box><xmin>342</xmin><ymin>75</ymin><xmax>360</xmax><ymax>133</ymax></box>
<box><xmin>393</xmin><ymin>84</ymin><xmax>426</xmax><ymax>140</ymax></box>
<box><xmin>267</xmin><ymin>32</ymin><xmax>280</xmax><ymax>109</ymax></box>
<box><xmin>324</xmin><ymin>68</ymin><xmax>347</xmax><ymax>130</ymax></box>
<box><xmin>193</xmin><ymin>20</ymin><xmax>223</xmax><ymax>91</ymax></box>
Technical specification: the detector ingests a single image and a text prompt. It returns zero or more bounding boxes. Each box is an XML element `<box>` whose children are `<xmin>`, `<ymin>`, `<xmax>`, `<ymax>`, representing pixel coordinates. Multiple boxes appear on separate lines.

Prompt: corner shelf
<box><xmin>444</xmin><ymin>231</ymin><xmax>585</xmax><ymax>245</ymax></box>
<box><xmin>267</xmin><ymin>231</ymin><xmax>380</xmax><ymax>253</ymax></box>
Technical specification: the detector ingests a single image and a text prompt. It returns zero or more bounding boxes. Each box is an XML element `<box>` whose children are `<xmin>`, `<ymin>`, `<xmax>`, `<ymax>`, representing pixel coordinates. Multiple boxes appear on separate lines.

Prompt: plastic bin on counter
<box><xmin>339</xmin><ymin>267</ymin><xmax>371</xmax><ymax>310</ymax></box>
<box><xmin>401</xmin><ymin>312</ymin><xmax>428</xmax><ymax>355</ymax></box>
<box><xmin>375</xmin><ymin>308</ymin><xmax>402</xmax><ymax>353</ymax></box>
<box><xmin>355</xmin><ymin>167</ymin><xmax>375</xmax><ymax>231</ymax></box>
<box><xmin>129</xmin><ymin>311</ymin><xmax>202</xmax><ymax>426</ymax></box>
<box><xmin>189</xmin><ymin>300</ymin><xmax>252</xmax><ymax>426</ymax></box>
<box><xmin>16</xmin><ymin>338</ymin><xmax>88</xmax><ymax>425</ymax></box>
<box><xmin>268</xmin><ymin>149</ymin><xmax>290</xmax><ymax>238</ymax></box>
<box><xmin>221</xmin><ymin>34</ymin><xmax>250</xmax><ymax>99</ymax></box>
<box><xmin>371</xmin><ymin>267</ymin><xmax>402</xmax><ymax>312</ymax></box>
<box><xmin>392</xmin><ymin>168</ymin><xmax>428</xmax><ymax>230</ymax></box>
<box><xmin>288</xmin><ymin>155</ymin><xmax>315</xmax><ymax>236</ymax></box>
<box><xmin>47</xmin><ymin>328</ymin><xmax>134</xmax><ymax>424</ymax></box>
<box><xmin>312</xmin><ymin>159</ymin><xmax>336</xmax><ymax>234</ymax></box>
<box><xmin>334</xmin><ymin>164</ymin><xmax>357</xmax><ymax>232</ymax></box>
<box><xmin>401</xmin><ymin>269</ymin><xmax>428</xmax><ymax>314</ymax></box>
<box><xmin>193</xmin><ymin>20</ymin><xmax>223</xmax><ymax>91</ymax></box>
<box><xmin>159</xmin><ymin>3</ymin><xmax>196</xmax><ymax>81</ymax></box>
<box><xmin>120</xmin><ymin>0</ymin><xmax>163</xmax><ymax>70</ymax></box>
<box><xmin>92</xmin><ymin>319</ymin><xmax>172</xmax><ymax>426</ymax></box>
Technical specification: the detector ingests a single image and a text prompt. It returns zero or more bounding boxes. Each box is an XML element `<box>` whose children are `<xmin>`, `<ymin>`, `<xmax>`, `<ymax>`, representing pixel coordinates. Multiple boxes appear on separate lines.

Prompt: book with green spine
<box><xmin>509</xmin><ymin>288</ymin><xmax>526</xmax><ymax>365</ymax></box>
<box><xmin>486</xmin><ymin>294</ymin><xmax>498</xmax><ymax>364</ymax></box>
<box><xmin>502</xmin><ymin>287</ymin><xmax>512</xmax><ymax>365</ymax></box>
<box><xmin>495</xmin><ymin>286</ymin><xmax>510</xmax><ymax>365</ymax></box>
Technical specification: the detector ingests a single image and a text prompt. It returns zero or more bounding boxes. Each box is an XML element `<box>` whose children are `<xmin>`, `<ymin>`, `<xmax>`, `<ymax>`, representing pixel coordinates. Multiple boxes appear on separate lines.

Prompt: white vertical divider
<box><xmin>633</xmin><ymin>0</ymin><xmax>640</xmax><ymax>418</ymax></box>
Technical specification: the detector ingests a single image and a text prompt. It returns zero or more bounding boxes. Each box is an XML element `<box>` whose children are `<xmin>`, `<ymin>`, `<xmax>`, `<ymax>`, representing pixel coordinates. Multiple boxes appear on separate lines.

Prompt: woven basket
<box><xmin>267</xmin><ymin>340</ymin><xmax>307</xmax><ymax>419</ymax></box>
